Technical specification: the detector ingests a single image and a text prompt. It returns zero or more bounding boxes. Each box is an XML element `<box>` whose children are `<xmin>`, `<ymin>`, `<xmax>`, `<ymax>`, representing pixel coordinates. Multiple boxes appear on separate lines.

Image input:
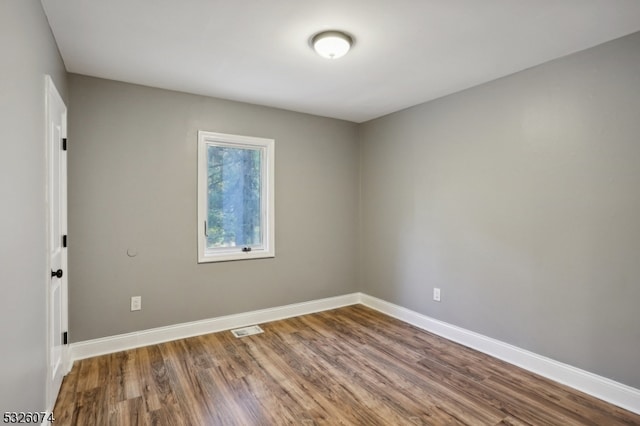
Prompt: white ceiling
<box><xmin>42</xmin><ymin>0</ymin><xmax>640</xmax><ymax>123</ymax></box>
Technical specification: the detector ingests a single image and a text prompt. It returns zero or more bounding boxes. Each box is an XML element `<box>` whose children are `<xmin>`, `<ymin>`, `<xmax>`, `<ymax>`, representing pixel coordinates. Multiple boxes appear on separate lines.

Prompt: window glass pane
<box><xmin>206</xmin><ymin>145</ymin><xmax>262</xmax><ymax>249</ymax></box>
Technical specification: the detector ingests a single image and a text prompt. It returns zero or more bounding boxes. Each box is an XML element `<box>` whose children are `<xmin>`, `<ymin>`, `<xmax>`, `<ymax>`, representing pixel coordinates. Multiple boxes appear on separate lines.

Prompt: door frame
<box><xmin>44</xmin><ymin>75</ymin><xmax>69</xmax><ymax>413</ymax></box>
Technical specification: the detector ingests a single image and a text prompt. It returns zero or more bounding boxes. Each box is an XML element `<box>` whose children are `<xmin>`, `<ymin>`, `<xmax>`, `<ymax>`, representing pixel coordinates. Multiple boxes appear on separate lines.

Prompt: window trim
<box><xmin>197</xmin><ymin>131</ymin><xmax>275</xmax><ymax>263</ymax></box>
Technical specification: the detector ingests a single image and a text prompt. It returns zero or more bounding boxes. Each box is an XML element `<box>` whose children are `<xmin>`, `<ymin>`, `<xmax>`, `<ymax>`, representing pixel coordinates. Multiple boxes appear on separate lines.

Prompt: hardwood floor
<box><xmin>54</xmin><ymin>305</ymin><xmax>640</xmax><ymax>425</ymax></box>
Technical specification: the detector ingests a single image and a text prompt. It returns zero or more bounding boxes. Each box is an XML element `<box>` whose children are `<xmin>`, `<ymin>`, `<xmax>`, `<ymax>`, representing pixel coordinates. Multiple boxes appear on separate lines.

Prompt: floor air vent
<box><xmin>231</xmin><ymin>325</ymin><xmax>264</xmax><ymax>338</ymax></box>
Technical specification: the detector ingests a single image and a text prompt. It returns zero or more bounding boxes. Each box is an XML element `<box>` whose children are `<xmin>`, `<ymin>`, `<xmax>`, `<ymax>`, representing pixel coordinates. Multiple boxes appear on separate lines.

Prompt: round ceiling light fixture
<box><xmin>311</xmin><ymin>30</ymin><xmax>353</xmax><ymax>59</ymax></box>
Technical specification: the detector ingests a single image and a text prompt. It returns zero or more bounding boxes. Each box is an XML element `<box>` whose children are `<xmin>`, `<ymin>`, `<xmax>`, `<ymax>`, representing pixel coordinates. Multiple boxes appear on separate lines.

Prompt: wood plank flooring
<box><xmin>53</xmin><ymin>305</ymin><xmax>640</xmax><ymax>425</ymax></box>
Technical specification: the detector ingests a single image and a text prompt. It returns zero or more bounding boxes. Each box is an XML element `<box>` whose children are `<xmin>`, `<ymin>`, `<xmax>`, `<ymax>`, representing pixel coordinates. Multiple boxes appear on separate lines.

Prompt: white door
<box><xmin>45</xmin><ymin>75</ymin><xmax>68</xmax><ymax>411</ymax></box>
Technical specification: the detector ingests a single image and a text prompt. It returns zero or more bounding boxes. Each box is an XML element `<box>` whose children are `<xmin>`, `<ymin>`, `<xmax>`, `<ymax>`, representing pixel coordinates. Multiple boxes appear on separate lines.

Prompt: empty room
<box><xmin>3</xmin><ymin>0</ymin><xmax>640</xmax><ymax>424</ymax></box>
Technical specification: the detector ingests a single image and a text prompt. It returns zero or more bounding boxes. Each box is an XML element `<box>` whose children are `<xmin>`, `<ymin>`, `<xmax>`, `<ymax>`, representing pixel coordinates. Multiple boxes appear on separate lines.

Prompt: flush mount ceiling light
<box><xmin>311</xmin><ymin>30</ymin><xmax>353</xmax><ymax>59</ymax></box>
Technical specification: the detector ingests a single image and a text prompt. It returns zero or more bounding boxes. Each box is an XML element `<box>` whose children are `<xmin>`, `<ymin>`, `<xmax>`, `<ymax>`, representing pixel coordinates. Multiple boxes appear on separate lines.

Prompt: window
<box><xmin>198</xmin><ymin>131</ymin><xmax>274</xmax><ymax>263</ymax></box>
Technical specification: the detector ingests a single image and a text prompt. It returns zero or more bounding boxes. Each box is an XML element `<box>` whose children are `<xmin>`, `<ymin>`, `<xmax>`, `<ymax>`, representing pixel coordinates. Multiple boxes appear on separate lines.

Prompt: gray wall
<box><xmin>68</xmin><ymin>74</ymin><xmax>359</xmax><ymax>342</ymax></box>
<box><xmin>359</xmin><ymin>32</ymin><xmax>640</xmax><ymax>388</ymax></box>
<box><xmin>0</xmin><ymin>0</ymin><xmax>68</xmax><ymax>413</ymax></box>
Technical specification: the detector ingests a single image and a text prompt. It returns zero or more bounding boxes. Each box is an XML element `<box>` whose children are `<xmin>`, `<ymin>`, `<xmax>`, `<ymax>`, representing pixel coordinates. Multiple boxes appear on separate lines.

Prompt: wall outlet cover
<box><xmin>433</xmin><ymin>288</ymin><xmax>441</xmax><ymax>302</ymax></box>
<box><xmin>131</xmin><ymin>296</ymin><xmax>142</xmax><ymax>311</ymax></box>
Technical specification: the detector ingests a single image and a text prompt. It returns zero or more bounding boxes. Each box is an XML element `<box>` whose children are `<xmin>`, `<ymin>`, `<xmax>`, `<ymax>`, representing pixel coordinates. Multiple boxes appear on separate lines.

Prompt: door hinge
<box><xmin>63</xmin><ymin>331</ymin><xmax>68</xmax><ymax>345</ymax></box>
<box><xmin>62</xmin><ymin>234</ymin><xmax>67</xmax><ymax>248</ymax></box>
<box><xmin>62</xmin><ymin>138</ymin><xmax>67</xmax><ymax>151</ymax></box>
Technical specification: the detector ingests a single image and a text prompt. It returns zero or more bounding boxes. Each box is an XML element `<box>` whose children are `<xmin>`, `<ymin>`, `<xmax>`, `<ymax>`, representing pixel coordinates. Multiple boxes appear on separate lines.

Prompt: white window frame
<box><xmin>197</xmin><ymin>131</ymin><xmax>275</xmax><ymax>263</ymax></box>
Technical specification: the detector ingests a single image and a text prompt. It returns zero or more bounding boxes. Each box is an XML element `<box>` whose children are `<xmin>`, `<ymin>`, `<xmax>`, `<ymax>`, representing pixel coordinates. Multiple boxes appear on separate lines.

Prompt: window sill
<box><xmin>198</xmin><ymin>250</ymin><xmax>275</xmax><ymax>264</ymax></box>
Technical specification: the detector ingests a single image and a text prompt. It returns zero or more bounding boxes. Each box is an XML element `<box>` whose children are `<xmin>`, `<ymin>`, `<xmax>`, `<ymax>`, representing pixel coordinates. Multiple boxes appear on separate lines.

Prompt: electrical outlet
<box><xmin>433</xmin><ymin>288</ymin><xmax>441</xmax><ymax>302</ymax></box>
<box><xmin>131</xmin><ymin>296</ymin><xmax>142</xmax><ymax>311</ymax></box>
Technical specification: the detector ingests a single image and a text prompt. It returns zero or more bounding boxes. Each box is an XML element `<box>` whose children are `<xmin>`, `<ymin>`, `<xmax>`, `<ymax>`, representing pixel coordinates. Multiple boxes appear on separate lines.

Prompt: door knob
<box><xmin>51</xmin><ymin>269</ymin><xmax>63</xmax><ymax>279</ymax></box>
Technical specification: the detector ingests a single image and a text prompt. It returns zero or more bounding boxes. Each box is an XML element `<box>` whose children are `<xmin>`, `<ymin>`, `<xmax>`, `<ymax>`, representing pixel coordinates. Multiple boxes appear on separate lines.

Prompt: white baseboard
<box><xmin>359</xmin><ymin>293</ymin><xmax>640</xmax><ymax>415</ymax></box>
<box><xmin>68</xmin><ymin>291</ymin><xmax>640</xmax><ymax>415</ymax></box>
<box><xmin>69</xmin><ymin>293</ymin><xmax>359</xmax><ymax>362</ymax></box>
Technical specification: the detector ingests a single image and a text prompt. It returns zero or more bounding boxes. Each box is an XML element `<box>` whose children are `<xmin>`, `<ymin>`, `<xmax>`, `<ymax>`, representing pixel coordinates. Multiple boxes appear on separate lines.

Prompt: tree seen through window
<box><xmin>206</xmin><ymin>145</ymin><xmax>262</xmax><ymax>249</ymax></box>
